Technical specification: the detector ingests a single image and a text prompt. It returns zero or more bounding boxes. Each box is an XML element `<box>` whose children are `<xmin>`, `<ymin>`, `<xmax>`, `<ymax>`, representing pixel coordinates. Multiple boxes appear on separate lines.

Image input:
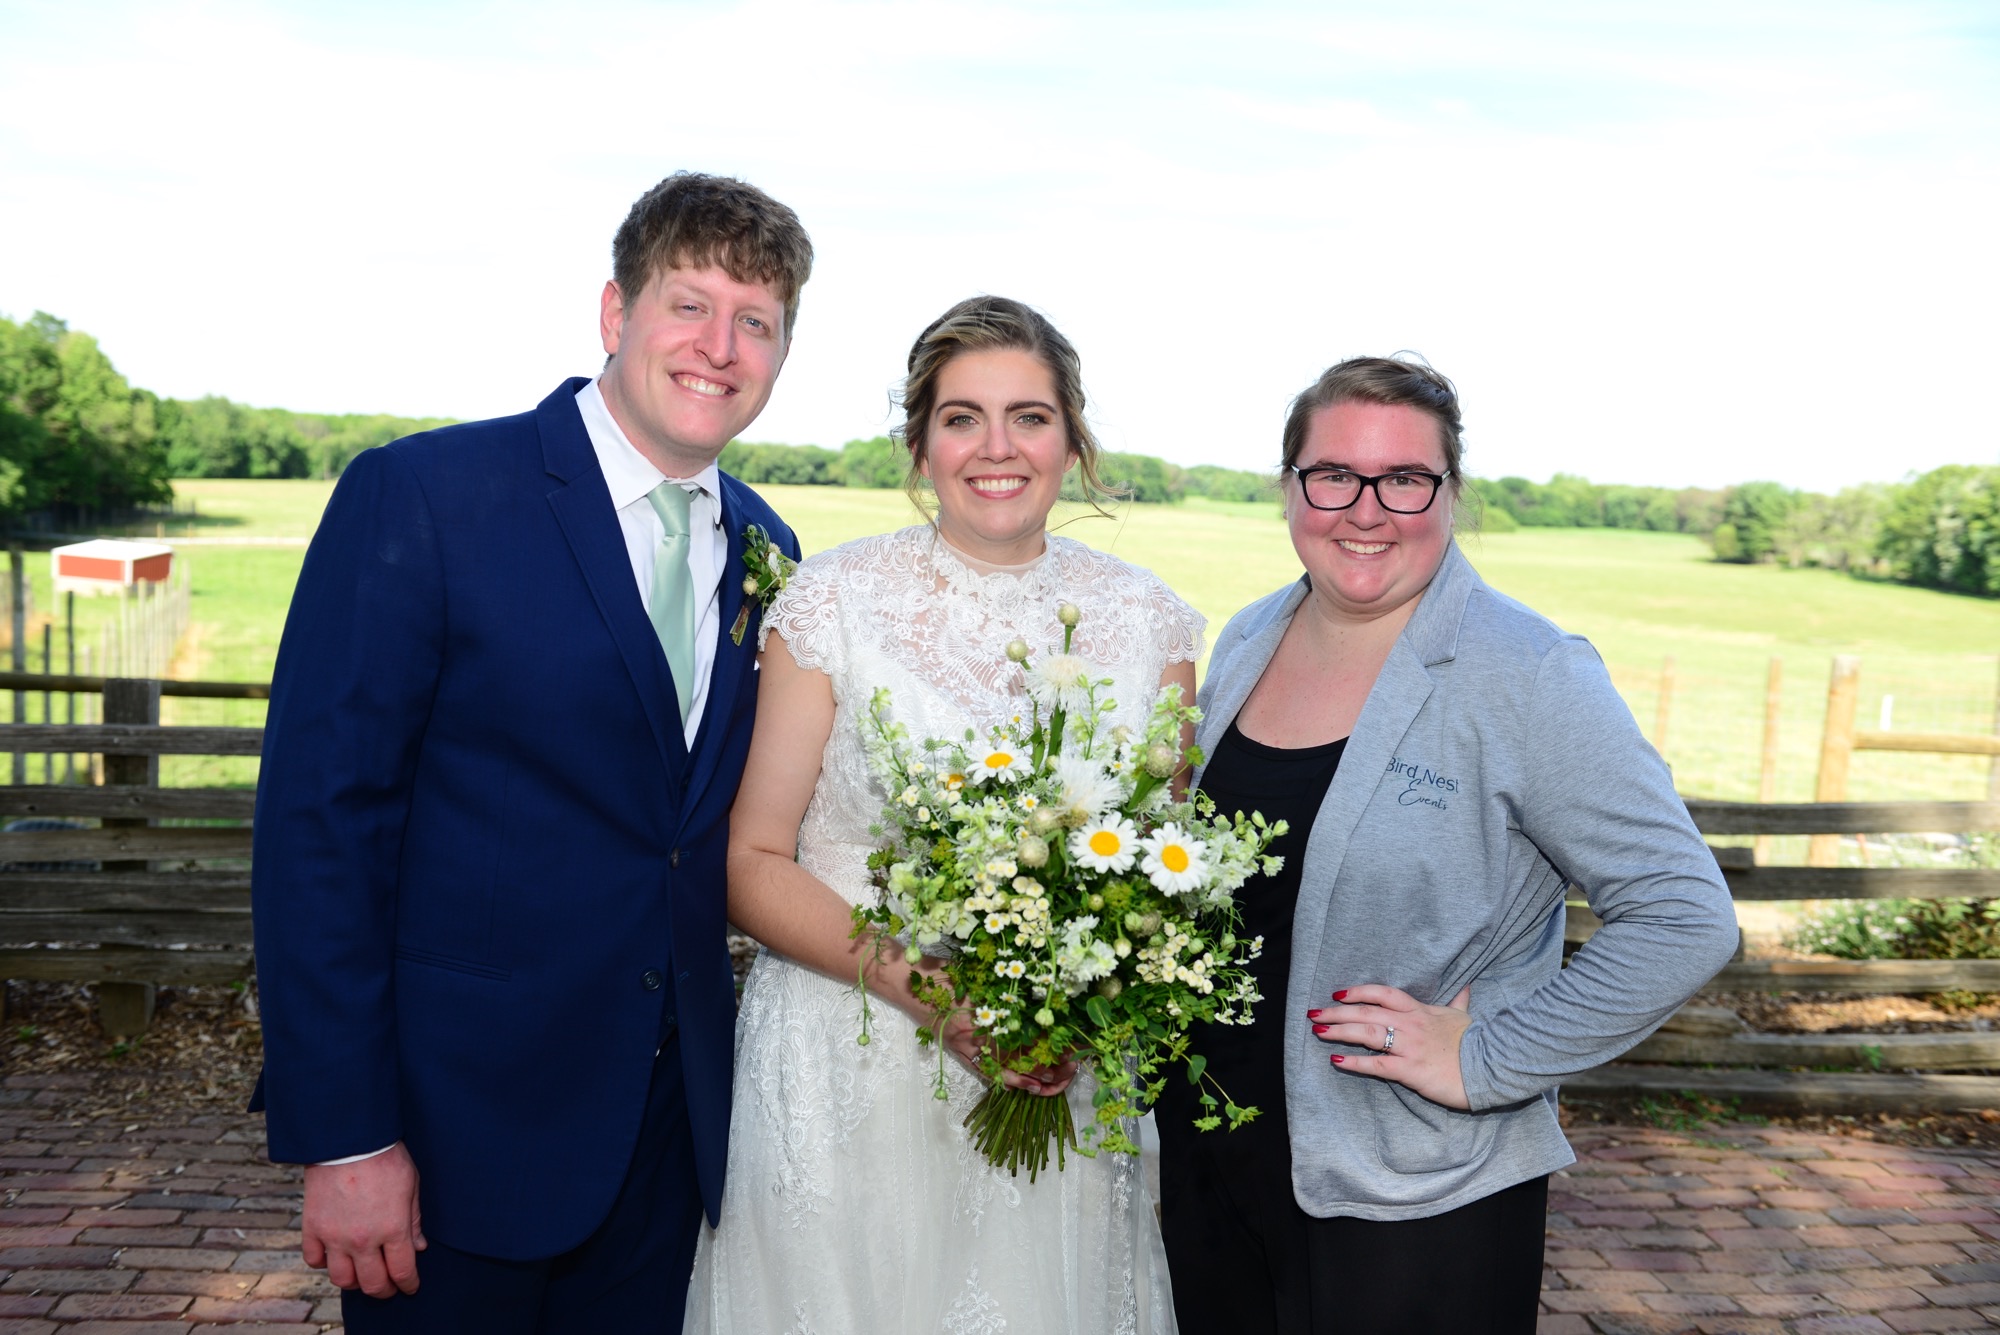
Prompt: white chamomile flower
<box><xmin>1070</xmin><ymin>815</ymin><xmax>1139</xmax><ymax>873</ymax></box>
<box><xmin>984</xmin><ymin>912</ymin><xmax>1011</xmax><ymax>933</ymax></box>
<box><xmin>1025</xmin><ymin>653</ymin><xmax>1093</xmax><ymax>713</ymax></box>
<box><xmin>1052</xmin><ymin>755</ymin><xmax>1118</xmax><ymax>818</ymax></box>
<box><xmin>974</xmin><ymin>1007</ymin><xmax>1000</xmax><ymax>1028</ymax></box>
<box><xmin>999</xmin><ymin>959</ymin><xmax>1028</xmax><ymax>979</ymax></box>
<box><xmin>1018</xmin><ymin>793</ymin><xmax>1040</xmax><ymax>811</ymax></box>
<box><xmin>970</xmin><ymin>747</ymin><xmax>1029</xmax><ymax>783</ymax></box>
<box><xmin>1141</xmin><ymin>823</ymin><xmax>1210</xmax><ymax>894</ymax></box>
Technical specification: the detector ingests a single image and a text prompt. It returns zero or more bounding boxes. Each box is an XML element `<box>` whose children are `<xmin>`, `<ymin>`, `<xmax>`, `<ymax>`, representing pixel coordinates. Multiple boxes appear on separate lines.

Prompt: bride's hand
<box><xmin>902</xmin><ymin>957</ymin><xmax>1075</xmax><ymax>1097</ymax></box>
<box><xmin>935</xmin><ymin>1011</ymin><xmax>1077</xmax><ymax>1097</ymax></box>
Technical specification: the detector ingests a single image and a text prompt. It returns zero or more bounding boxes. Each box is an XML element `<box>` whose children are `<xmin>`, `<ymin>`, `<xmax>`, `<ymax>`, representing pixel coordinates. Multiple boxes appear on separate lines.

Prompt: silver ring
<box><xmin>1382</xmin><ymin>1027</ymin><xmax>1397</xmax><ymax>1052</ymax></box>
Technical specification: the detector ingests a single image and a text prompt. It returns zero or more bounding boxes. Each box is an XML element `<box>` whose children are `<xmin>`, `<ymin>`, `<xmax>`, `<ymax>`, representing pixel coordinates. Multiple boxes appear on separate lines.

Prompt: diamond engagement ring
<box><xmin>1382</xmin><ymin>1027</ymin><xmax>1397</xmax><ymax>1052</ymax></box>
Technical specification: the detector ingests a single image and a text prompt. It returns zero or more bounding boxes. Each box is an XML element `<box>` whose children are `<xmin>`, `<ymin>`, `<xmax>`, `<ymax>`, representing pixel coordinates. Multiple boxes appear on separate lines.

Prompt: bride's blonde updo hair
<box><xmin>894</xmin><ymin>295</ymin><xmax>1120</xmax><ymax>516</ymax></box>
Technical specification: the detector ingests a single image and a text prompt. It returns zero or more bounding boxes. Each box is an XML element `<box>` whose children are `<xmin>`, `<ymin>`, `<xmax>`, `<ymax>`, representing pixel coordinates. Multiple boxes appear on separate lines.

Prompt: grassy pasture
<box><xmin>76</xmin><ymin>479</ymin><xmax>2000</xmax><ymax>807</ymax></box>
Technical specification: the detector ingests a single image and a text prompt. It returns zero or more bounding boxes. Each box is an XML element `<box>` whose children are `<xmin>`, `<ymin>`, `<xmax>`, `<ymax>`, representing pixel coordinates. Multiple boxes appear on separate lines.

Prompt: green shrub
<box><xmin>1787</xmin><ymin>899</ymin><xmax>1911</xmax><ymax>959</ymax></box>
<box><xmin>1788</xmin><ymin>897</ymin><xmax>2000</xmax><ymax>961</ymax></box>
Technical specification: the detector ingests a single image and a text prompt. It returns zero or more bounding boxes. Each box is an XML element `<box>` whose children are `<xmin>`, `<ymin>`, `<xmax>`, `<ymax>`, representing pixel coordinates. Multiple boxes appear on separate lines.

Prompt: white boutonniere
<box><xmin>732</xmin><ymin>524</ymin><xmax>797</xmax><ymax>645</ymax></box>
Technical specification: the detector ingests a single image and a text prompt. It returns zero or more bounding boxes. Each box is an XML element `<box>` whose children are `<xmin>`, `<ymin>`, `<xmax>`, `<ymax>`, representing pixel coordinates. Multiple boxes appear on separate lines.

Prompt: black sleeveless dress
<box><xmin>1155</xmin><ymin>719</ymin><xmax>1546</xmax><ymax>1335</ymax></box>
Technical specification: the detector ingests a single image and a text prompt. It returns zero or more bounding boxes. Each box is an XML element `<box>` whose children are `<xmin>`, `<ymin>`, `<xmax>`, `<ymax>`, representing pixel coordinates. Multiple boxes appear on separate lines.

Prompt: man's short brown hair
<box><xmin>611</xmin><ymin>172</ymin><xmax>814</xmax><ymax>338</ymax></box>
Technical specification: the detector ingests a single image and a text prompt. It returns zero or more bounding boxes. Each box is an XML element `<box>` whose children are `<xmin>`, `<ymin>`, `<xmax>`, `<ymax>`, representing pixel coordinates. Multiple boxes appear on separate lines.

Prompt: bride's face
<box><xmin>921</xmin><ymin>347</ymin><xmax>1077</xmax><ymax>565</ymax></box>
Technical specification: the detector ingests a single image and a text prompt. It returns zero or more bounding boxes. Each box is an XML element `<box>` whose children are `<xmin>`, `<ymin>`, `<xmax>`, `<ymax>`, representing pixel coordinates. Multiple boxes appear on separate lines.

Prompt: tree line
<box><xmin>719</xmin><ymin>436</ymin><xmax>1273</xmax><ymax>505</ymax></box>
<box><xmin>1474</xmin><ymin>470</ymin><xmax>2000</xmax><ymax>597</ymax></box>
<box><xmin>0</xmin><ymin>311</ymin><xmax>452</xmax><ymax>522</ymax></box>
<box><xmin>5</xmin><ymin>310</ymin><xmax>1992</xmax><ymax>596</ymax></box>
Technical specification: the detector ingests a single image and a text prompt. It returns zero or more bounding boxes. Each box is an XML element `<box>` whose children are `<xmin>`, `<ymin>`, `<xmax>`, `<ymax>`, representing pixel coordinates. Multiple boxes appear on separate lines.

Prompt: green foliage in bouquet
<box><xmin>851</xmin><ymin>604</ymin><xmax>1285</xmax><ymax>1180</ymax></box>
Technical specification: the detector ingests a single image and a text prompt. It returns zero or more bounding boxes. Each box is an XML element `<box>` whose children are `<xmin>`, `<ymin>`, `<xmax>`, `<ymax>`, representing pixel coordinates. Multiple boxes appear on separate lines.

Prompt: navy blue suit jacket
<box><xmin>250</xmin><ymin>378</ymin><xmax>798</xmax><ymax>1260</ymax></box>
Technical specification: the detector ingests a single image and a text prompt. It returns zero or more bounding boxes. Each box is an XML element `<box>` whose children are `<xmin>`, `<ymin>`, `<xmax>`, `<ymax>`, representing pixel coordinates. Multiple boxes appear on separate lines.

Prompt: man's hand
<box><xmin>302</xmin><ymin>1142</ymin><xmax>427</xmax><ymax>1298</ymax></box>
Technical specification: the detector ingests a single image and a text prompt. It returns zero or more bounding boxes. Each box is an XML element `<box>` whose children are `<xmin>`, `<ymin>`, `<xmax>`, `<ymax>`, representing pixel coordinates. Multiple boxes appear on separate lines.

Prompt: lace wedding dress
<box><xmin>683</xmin><ymin>525</ymin><xmax>1202</xmax><ymax>1335</ymax></box>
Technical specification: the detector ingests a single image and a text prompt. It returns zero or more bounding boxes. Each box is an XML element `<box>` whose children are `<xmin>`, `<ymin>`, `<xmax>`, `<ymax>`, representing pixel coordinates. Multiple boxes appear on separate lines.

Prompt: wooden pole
<box><xmin>97</xmin><ymin>677</ymin><xmax>162</xmax><ymax>1037</ymax></box>
<box><xmin>1810</xmin><ymin>655</ymin><xmax>1862</xmax><ymax>868</ymax></box>
<box><xmin>63</xmin><ymin>591</ymin><xmax>75</xmax><ymax>784</ymax></box>
<box><xmin>9</xmin><ymin>543</ymin><xmax>23</xmax><ymax>784</ymax></box>
<box><xmin>1988</xmin><ymin>656</ymin><xmax>2000</xmax><ymax>802</ymax></box>
<box><xmin>1755</xmin><ymin>656</ymin><xmax>1783</xmax><ymax>865</ymax></box>
<box><xmin>1653</xmin><ymin>655</ymin><xmax>1677</xmax><ymax>756</ymax></box>
<box><xmin>40</xmin><ymin>620</ymin><xmax>51</xmax><ymax>784</ymax></box>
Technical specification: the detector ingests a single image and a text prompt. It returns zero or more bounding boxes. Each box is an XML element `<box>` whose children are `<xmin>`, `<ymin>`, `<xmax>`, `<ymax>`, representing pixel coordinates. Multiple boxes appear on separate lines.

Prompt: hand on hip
<box><xmin>1307</xmin><ymin>983</ymin><xmax>1473</xmax><ymax>1110</ymax></box>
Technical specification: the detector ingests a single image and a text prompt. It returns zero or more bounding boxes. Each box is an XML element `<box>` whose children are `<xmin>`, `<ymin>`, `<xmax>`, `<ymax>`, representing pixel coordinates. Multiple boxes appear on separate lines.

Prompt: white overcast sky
<box><xmin>2</xmin><ymin>0</ymin><xmax>1995</xmax><ymax>491</ymax></box>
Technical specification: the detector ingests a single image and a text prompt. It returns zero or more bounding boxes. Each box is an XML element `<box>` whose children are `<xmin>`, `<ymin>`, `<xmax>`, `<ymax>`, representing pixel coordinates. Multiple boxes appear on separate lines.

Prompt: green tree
<box><xmin>837</xmin><ymin>436</ymin><xmax>906</xmax><ymax>488</ymax></box>
<box><xmin>1876</xmin><ymin>465</ymin><xmax>2000</xmax><ymax>595</ymax></box>
<box><xmin>1709</xmin><ymin>481</ymin><xmax>1796</xmax><ymax>562</ymax></box>
<box><xmin>1181</xmin><ymin>465</ymin><xmax>1273</xmax><ymax>503</ymax></box>
<box><xmin>0</xmin><ymin>311</ymin><xmax>171</xmax><ymax>515</ymax></box>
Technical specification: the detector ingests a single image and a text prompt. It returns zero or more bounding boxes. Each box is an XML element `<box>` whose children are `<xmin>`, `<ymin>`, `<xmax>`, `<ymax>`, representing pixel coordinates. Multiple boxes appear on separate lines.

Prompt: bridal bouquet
<box><xmin>853</xmin><ymin>604</ymin><xmax>1284</xmax><ymax>1180</ymax></box>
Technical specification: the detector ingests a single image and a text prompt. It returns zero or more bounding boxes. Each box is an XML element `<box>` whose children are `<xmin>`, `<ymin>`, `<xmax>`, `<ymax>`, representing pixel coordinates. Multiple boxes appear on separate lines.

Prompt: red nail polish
<box><xmin>1312</xmin><ymin>1024</ymin><xmax>1330</xmax><ymax>1036</ymax></box>
<box><xmin>1332</xmin><ymin>989</ymin><xmax>1349</xmax><ymax>1001</ymax></box>
<box><xmin>1330</xmin><ymin>1054</ymin><xmax>1345</xmax><ymax>1064</ymax></box>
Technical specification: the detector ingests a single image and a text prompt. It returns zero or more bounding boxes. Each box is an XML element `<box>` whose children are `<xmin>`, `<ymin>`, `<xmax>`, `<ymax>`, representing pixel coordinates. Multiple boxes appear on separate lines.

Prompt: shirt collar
<box><xmin>576</xmin><ymin>378</ymin><xmax>721</xmax><ymax>512</ymax></box>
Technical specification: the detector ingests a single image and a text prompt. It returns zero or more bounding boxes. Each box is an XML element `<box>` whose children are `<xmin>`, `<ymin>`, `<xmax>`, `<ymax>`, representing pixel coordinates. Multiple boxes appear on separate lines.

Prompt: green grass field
<box><xmin>56</xmin><ymin>479</ymin><xmax>2000</xmax><ymax>805</ymax></box>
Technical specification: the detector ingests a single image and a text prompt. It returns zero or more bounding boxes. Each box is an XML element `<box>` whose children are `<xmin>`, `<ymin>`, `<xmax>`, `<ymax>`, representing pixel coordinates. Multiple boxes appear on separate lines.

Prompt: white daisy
<box><xmin>1070</xmin><ymin>816</ymin><xmax>1139</xmax><ymax>873</ymax></box>
<box><xmin>974</xmin><ymin>1006</ymin><xmax>1000</xmax><ymax>1028</ymax></box>
<box><xmin>969</xmin><ymin>747</ymin><xmax>1029</xmax><ymax>783</ymax></box>
<box><xmin>1141</xmin><ymin>824</ymin><xmax>1210</xmax><ymax>895</ymax></box>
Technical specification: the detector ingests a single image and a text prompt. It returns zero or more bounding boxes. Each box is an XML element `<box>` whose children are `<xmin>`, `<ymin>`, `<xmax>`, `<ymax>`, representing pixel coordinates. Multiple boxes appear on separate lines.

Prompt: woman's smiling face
<box><xmin>921</xmin><ymin>347</ymin><xmax>1076</xmax><ymax>564</ymax></box>
<box><xmin>1286</xmin><ymin>399</ymin><xmax>1456</xmax><ymax>624</ymax></box>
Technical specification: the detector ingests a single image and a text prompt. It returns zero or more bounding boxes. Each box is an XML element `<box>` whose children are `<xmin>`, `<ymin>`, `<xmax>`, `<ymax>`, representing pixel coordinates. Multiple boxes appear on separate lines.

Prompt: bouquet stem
<box><xmin>963</xmin><ymin>1083</ymin><xmax>1076</xmax><ymax>1182</ymax></box>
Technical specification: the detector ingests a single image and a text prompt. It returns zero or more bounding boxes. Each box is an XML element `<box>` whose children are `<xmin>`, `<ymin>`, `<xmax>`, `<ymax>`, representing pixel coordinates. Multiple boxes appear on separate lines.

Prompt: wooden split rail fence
<box><xmin>1566</xmin><ymin>796</ymin><xmax>2000</xmax><ymax>1114</ymax></box>
<box><xmin>4</xmin><ymin>672</ymin><xmax>2000</xmax><ymax>1113</ymax></box>
<box><xmin>0</xmin><ymin>672</ymin><xmax>263</xmax><ymax>1036</ymax></box>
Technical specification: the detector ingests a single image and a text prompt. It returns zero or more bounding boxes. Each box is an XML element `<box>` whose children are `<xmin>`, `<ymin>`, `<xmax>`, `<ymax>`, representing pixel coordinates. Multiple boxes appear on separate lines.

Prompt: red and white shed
<box><xmin>51</xmin><ymin>540</ymin><xmax>174</xmax><ymax>596</ymax></box>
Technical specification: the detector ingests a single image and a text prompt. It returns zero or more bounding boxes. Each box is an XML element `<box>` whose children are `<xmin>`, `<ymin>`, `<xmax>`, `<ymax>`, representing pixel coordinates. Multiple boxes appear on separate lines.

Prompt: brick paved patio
<box><xmin>4</xmin><ymin>1074</ymin><xmax>1998</xmax><ymax>1333</ymax></box>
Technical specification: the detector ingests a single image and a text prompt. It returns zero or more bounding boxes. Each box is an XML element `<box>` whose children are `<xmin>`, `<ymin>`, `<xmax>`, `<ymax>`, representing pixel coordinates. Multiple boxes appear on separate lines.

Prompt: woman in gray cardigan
<box><xmin>1155</xmin><ymin>356</ymin><xmax>1739</xmax><ymax>1334</ymax></box>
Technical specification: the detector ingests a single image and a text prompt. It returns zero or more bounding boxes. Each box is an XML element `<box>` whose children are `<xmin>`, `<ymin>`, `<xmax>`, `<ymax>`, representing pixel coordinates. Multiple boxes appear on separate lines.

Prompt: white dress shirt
<box><xmin>575</xmin><ymin>378</ymin><xmax>727</xmax><ymax>746</ymax></box>
<box><xmin>312</xmin><ymin>382</ymin><xmax>728</xmax><ymax>1168</ymax></box>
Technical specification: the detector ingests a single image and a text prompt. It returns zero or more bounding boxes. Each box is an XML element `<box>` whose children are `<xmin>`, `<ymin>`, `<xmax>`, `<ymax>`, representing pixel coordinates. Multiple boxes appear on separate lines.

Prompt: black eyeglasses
<box><xmin>1288</xmin><ymin>466</ymin><xmax>1453</xmax><ymax>514</ymax></box>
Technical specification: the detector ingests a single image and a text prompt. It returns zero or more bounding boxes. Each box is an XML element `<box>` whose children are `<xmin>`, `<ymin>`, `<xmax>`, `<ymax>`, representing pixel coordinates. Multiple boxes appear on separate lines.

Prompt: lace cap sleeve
<box><xmin>1152</xmin><ymin>580</ymin><xmax>1206</xmax><ymax>665</ymax></box>
<box><xmin>757</xmin><ymin>550</ymin><xmax>845</xmax><ymax>676</ymax></box>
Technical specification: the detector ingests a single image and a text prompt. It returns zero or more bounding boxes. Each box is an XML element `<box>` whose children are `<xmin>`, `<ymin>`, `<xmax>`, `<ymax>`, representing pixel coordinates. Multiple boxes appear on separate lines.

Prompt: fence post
<box><xmin>1988</xmin><ymin>657</ymin><xmax>2000</xmax><ymax>802</ymax></box>
<box><xmin>9</xmin><ymin>543</ymin><xmax>22</xmax><ymax>783</ymax></box>
<box><xmin>1653</xmin><ymin>655</ymin><xmax>1677</xmax><ymax>755</ymax></box>
<box><xmin>98</xmin><ymin>677</ymin><xmax>162</xmax><ymax>1037</ymax></box>
<box><xmin>1810</xmin><ymin>655</ymin><xmax>1862</xmax><ymax>868</ymax></box>
<box><xmin>1755</xmin><ymin>656</ymin><xmax>1783</xmax><ymax>865</ymax></box>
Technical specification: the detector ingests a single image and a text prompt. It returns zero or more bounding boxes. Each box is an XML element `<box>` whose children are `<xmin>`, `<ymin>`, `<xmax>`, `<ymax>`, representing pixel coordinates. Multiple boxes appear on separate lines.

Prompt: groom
<box><xmin>250</xmin><ymin>172</ymin><xmax>811</xmax><ymax>1331</ymax></box>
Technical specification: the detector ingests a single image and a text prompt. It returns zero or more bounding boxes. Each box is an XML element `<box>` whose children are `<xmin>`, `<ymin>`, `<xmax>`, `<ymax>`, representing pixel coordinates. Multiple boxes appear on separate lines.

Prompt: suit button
<box><xmin>641</xmin><ymin>970</ymin><xmax>664</xmax><ymax>991</ymax></box>
<box><xmin>670</xmin><ymin>848</ymin><xmax>681</xmax><ymax>868</ymax></box>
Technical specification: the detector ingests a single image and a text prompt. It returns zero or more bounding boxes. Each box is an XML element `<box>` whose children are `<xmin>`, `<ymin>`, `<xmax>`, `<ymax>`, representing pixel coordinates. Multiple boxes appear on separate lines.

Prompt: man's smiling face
<box><xmin>597</xmin><ymin>264</ymin><xmax>788</xmax><ymax>477</ymax></box>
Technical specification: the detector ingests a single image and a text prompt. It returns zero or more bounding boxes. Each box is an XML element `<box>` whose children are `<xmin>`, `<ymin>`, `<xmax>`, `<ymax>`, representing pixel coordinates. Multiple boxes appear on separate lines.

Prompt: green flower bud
<box><xmin>1096</xmin><ymin>976</ymin><xmax>1123</xmax><ymax>1000</ymax></box>
<box><xmin>742</xmin><ymin>575</ymin><xmax>762</xmax><ymax>596</ymax></box>
<box><xmin>1005</xmin><ymin>638</ymin><xmax>1031</xmax><ymax>663</ymax></box>
<box><xmin>1113</xmin><ymin>937</ymin><xmax>1132</xmax><ymax>958</ymax></box>
<box><xmin>1144</xmin><ymin>743</ymin><xmax>1178</xmax><ymax>778</ymax></box>
<box><xmin>1034</xmin><ymin>1007</ymin><xmax>1055</xmax><ymax>1026</ymax></box>
<box><xmin>1087</xmin><ymin>893</ymin><xmax>1105</xmax><ymax>911</ymax></box>
<box><xmin>1016</xmin><ymin>835</ymin><xmax>1049</xmax><ymax>868</ymax></box>
<box><xmin>1057</xmin><ymin>602</ymin><xmax>1082</xmax><ymax>627</ymax></box>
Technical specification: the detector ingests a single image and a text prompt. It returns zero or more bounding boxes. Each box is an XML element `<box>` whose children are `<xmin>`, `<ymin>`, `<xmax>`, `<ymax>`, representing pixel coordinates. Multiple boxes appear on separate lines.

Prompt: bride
<box><xmin>683</xmin><ymin>296</ymin><xmax>1199</xmax><ymax>1333</ymax></box>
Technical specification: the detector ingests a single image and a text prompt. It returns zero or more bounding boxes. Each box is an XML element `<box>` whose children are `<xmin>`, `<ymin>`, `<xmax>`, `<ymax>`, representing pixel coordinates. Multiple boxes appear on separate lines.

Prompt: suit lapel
<box><xmin>538</xmin><ymin>383</ymin><xmax>689</xmax><ymax>789</ymax></box>
<box><xmin>681</xmin><ymin>482</ymin><xmax>753</xmax><ymax>814</ymax></box>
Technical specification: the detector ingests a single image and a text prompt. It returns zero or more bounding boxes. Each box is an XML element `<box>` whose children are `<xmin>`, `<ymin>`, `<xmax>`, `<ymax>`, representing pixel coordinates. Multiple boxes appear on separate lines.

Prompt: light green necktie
<box><xmin>646</xmin><ymin>482</ymin><xmax>698</xmax><ymax>725</ymax></box>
